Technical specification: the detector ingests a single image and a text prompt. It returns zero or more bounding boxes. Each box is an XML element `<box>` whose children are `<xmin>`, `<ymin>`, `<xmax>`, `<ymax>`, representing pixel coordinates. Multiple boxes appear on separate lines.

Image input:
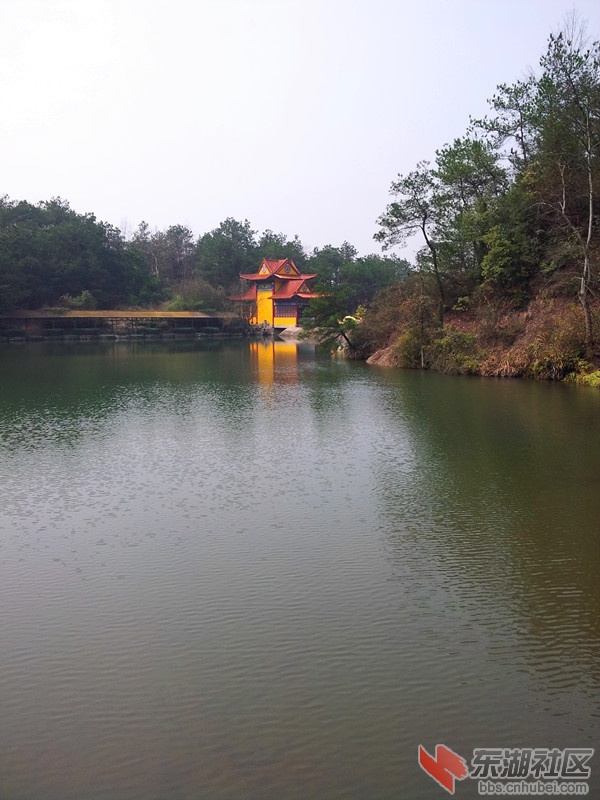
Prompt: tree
<box><xmin>532</xmin><ymin>25</ymin><xmax>600</xmax><ymax>349</ymax></box>
<box><xmin>307</xmin><ymin>242</ymin><xmax>358</xmax><ymax>290</ymax></box>
<box><xmin>473</xmin><ymin>78</ymin><xmax>538</xmax><ymax>174</ymax></box>
<box><xmin>376</xmin><ymin>162</ymin><xmax>447</xmax><ymax>320</ymax></box>
<box><xmin>130</xmin><ymin>221</ymin><xmax>167</xmax><ymax>279</ymax></box>
<box><xmin>163</xmin><ymin>224</ymin><xmax>195</xmax><ymax>285</ymax></box>
<box><xmin>300</xmin><ymin>294</ymin><xmax>362</xmax><ymax>352</ymax></box>
<box><xmin>473</xmin><ymin>18</ymin><xmax>600</xmax><ymax>348</ymax></box>
<box><xmin>301</xmin><ymin>247</ymin><xmax>410</xmax><ymax>349</ymax></box>
<box><xmin>258</xmin><ymin>230</ymin><xmax>307</xmax><ymax>266</ymax></box>
<box><xmin>196</xmin><ymin>218</ymin><xmax>258</xmax><ymax>289</ymax></box>
<box><xmin>0</xmin><ymin>196</ymin><xmax>155</xmax><ymax>310</ymax></box>
<box><xmin>433</xmin><ymin>136</ymin><xmax>509</xmax><ymax>295</ymax></box>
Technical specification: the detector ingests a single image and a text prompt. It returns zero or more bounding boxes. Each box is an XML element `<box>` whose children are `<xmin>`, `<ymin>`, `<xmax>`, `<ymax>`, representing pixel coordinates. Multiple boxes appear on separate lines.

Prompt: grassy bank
<box><xmin>364</xmin><ymin>297</ymin><xmax>600</xmax><ymax>386</ymax></box>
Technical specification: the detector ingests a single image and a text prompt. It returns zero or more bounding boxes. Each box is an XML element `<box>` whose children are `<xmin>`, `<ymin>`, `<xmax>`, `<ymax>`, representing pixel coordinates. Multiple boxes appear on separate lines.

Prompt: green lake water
<box><xmin>0</xmin><ymin>339</ymin><xmax>598</xmax><ymax>799</ymax></box>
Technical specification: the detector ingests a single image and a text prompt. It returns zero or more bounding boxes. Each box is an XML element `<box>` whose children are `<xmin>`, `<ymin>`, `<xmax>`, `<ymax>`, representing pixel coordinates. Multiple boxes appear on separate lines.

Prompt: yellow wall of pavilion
<box><xmin>255</xmin><ymin>287</ymin><xmax>273</xmax><ymax>325</ymax></box>
<box><xmin>273</xmin><ymin>315</ymin><xmax>297</xmax><ymax>328</ymax></box>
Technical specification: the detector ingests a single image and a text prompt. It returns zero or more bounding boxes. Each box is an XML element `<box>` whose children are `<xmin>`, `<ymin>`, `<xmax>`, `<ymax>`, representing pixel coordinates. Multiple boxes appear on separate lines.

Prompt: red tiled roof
<box><xmin>229</xmin><ymin>285</ymin><xmax>257</xmax><ymax>302</ymax></box>
<box><xmin>240</xmin><ymin>258</ymin><xmax>304</xmax><ymax>281</ymax></box>
<box><xmin>262</xmin><ymin>259</ymin><xmax>290</xmax><ymax>274</ymax></box>
<box><xmin>235</xmin><ymin>259</ymin><xmax>321</xmax><ymax>303</ymax></box>
<box><xmin>239</xmin><ymin>272</ymin><xmax>317</xmax><ymax>285</ymax></box>
<box><xmin>271</xmin><ymin>279</ymin><xmax>306</xmax><ymax>300</ymax></box>
<box><xmin>271</xmin><ymin>280</ymin><xmax>321</xmax><ymax>300</ymax></box>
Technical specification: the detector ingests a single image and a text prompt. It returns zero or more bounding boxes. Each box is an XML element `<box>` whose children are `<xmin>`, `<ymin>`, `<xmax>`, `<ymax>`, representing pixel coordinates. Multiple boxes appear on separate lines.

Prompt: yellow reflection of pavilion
<box><xmin>250</xmin><ymin>340</ymin><xmax>299</xmax><ymax>393</ymax></box>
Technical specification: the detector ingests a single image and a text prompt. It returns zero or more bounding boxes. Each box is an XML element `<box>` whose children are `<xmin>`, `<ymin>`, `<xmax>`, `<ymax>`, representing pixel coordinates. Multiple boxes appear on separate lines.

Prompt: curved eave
<box><xmin>239</xmin><ymin>274</ymin><xmax>267</xmax><ymax>282</ymax></box>
<box><xmin>273</xmin><ymin>273</ymin><xmax>317</xmax><ymax>281</ymax></box>
<box><xmin>229</xmin><ymin>286</ymin><xmax>257</xmax><ymax>301</ymax></box>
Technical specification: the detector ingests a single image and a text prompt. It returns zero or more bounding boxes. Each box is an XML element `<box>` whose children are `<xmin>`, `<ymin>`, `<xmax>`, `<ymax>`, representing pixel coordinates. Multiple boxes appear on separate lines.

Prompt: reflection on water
<box><xmin>0</xmin><ymin>341</ymin><xmax>598</xmax><ymax>800</ymax></box>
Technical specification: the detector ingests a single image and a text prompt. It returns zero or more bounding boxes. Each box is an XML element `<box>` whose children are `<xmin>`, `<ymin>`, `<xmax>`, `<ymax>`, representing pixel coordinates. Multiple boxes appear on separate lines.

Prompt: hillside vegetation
<box><xmin>341</xmin><ymin>18</ymin><xmax>600</xmax><ymax>385</ymax></box>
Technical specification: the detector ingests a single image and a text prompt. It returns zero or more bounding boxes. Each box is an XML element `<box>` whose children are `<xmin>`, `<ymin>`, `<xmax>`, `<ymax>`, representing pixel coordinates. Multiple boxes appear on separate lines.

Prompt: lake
<box><xmin>0</xmin><ymin>339</ymin><xmax>598</xmax><ymax>799</ymax></box>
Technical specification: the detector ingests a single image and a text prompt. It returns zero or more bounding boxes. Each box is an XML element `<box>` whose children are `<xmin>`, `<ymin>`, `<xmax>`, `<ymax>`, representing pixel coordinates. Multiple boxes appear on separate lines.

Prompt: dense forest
<box><xmin>1</xmin><ymin>21</ymin><xmax>599</xmax><ymax>383</ymax></box>
<box><xmin>0</xmin><ymin>197</ymin><xmax>409</xmax><ymax>316</ymax></box>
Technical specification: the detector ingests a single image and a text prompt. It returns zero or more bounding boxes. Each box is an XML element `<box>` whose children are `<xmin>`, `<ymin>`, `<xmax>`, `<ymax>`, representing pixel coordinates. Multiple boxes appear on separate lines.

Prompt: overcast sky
<box><xmin>1</xmin><ymin>0</ymin><xmax>599</xmax><ymax>260</ymax></box>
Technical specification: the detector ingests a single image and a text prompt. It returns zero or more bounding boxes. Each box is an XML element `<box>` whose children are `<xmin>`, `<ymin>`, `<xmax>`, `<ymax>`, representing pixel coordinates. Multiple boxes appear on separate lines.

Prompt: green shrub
<box><xmin>576</xmin><ymin>370</ymin><xmax>600</xmax><ymax>387</ymax></box>
<box><xmin>166</xmin><ymin>279</ymin><xmax>230</xmax><ymax>312</ymax></box>
<box><xmin>59</xmin><ymin>290</ymin><xmax>98</xmax><ymax>310</ymax></box>
<box><xmin>392</xmin><ymin>327</ymin><xmax>426</xmax><ymax>368</ymax></box>
<box><xmin>560</xmin><ymin>361</ymin><xmax>600</xmax><ymax>386</ymax></box>
<box><xmin>166</xmin><ymin>295</ymin><xmax>189</xmax><ymax>311</ymax></box>
<box><xmin>429</xmin><ymin>330</ymin><xmax>484</xmax><ymax>375</ymax></box>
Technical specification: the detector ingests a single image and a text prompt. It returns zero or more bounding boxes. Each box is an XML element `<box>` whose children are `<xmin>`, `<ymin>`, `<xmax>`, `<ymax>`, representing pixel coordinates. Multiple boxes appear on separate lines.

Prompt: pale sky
<box><xmin>1</xmin><ymin>0</ymin><xmax>599</xmax><ymax>260</ymax></box>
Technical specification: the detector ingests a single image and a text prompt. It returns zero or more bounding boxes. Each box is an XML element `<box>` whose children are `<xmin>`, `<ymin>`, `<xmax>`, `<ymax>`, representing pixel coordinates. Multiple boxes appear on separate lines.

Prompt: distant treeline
<box><xmin>0</xmin><ymin>197</ymin><xmax>410</xmax><ymax>313</ymax></box>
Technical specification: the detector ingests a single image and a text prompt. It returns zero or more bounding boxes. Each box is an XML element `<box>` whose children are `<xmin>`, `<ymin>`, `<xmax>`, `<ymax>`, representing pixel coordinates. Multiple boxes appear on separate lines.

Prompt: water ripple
<box><xmin>0</xmin><ymin>343</ymin><xmax>598</xmax><ymax>799</ymax></box>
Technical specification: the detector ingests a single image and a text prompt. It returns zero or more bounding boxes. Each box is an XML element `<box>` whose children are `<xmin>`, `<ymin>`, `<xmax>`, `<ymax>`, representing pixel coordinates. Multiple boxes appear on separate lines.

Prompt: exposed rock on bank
<box><xmin>366</xmin><ymin>346</ymin><xmax>396</xmax><ymax>366</ymax></box>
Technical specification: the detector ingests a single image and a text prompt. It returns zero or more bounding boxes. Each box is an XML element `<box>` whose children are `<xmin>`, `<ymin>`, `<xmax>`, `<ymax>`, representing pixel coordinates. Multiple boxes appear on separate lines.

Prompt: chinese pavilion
<box><xmin>232</xmin><ymin>258</ymin><xmax>320</xmax><ymax>329</ymax></box>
